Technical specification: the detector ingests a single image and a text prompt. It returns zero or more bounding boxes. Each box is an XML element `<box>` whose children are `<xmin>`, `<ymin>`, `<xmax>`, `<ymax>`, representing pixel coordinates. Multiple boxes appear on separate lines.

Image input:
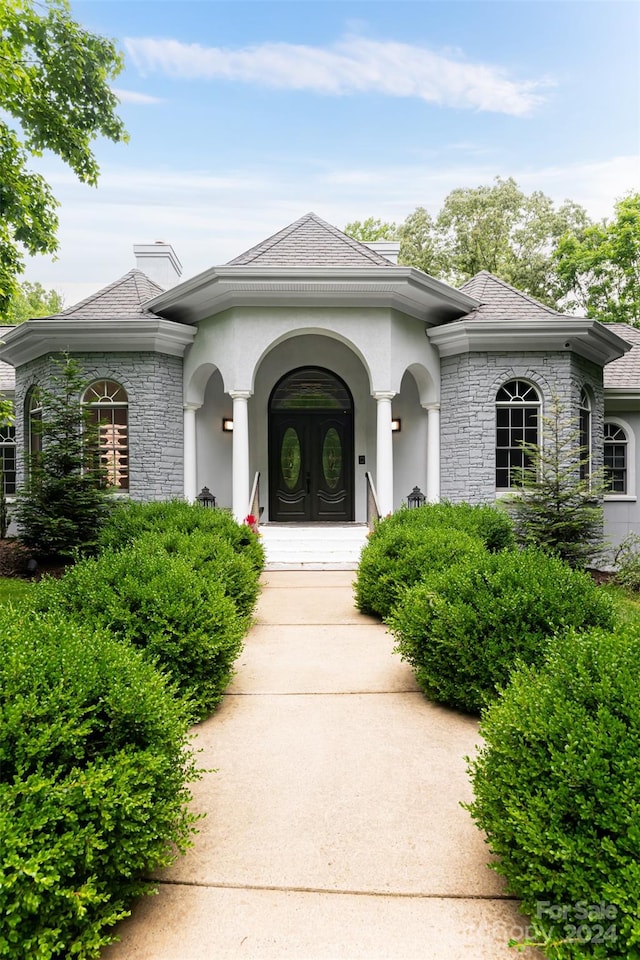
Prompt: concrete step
<box><xmin>260</xmin><ymin>523</ymin><xmax>369</xmax><ymax>570</ymax></box>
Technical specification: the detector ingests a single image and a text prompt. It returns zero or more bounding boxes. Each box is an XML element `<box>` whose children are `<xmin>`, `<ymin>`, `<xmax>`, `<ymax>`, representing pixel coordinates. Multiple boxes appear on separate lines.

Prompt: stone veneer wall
<box><xmin>439</xmin><ymin>350</ymin><xmax>604</xmax><ymax>504</ymax></box>
<box><xmin>14</xmin><ymin>352</ymin><xmax>184</xmax><ymax>500</ymax></box>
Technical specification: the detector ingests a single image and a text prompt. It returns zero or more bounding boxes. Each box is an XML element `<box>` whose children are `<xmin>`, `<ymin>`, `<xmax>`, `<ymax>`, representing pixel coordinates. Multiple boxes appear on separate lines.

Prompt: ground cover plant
<box><xmin>466</xmin><ymin>626</ymin><xmax>640</xmax><ymax>959</ymax></box>
<box><xmin>0</xmin><ymin>607</ymin><xmax>199</xmax><ymax>959</ymax></box>
<box><xmin>354</xmin><ymin>501</ymin><xmax>514</xmax><ymax>618</ymax></box>
<box><xmin>388</xmin><ymin>548</ymin><xmax>614</xmax><ymax>714</ymax></box>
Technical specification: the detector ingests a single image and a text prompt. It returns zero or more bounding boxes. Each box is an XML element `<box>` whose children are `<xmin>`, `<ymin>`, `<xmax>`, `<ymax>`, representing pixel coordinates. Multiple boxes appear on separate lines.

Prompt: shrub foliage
<box><xmin>389</xmin><ymin>548</ymin><xmax>614</xmax><ymax>714</ymax></box>
<box><xmin>467</xmin><ymin>626</ymin><xmax>640</xmax><ymax>959</ymax></box>
<box><xmin>0</xmin><ymin>609</ymin><xmax>199</xmax><ymax>959</ymax></box>
<box><xmin>34</xmin><ymin>538</ymin><xmax>246</xmax><ymax>720</ymax></box>
<box><xmin>354</xmin><ymin>501</ymin><xmax>513</xmax><ymax>618</ymax></box>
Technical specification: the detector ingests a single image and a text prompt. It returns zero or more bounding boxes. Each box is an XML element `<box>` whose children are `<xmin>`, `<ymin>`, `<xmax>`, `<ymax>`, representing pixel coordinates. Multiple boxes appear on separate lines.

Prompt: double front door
<box><xmin>269</xmin><ymin>411</ymin><xmax>353</xmax><ymax>522</ymax></box>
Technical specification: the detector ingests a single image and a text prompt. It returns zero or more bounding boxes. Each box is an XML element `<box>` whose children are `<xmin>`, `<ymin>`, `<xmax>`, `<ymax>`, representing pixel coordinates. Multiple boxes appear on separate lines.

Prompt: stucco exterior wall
<box><xmin>14</xmin><ymin>351</ymin><xmax>184</xmax><ymax>500</ymax></box>
<box><xmin>439</xmin><ymin>350</ymin><xmax>603</xmax><ymax>504</ymax></box>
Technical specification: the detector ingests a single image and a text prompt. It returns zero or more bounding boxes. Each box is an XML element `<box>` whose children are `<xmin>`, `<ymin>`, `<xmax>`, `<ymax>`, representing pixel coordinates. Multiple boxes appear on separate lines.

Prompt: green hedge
<box><xmin>389</xmin><ymin>549</ymin><xmax>615</xmax><ymax>714</ymax></box>
<box><xmin>34</xmin><ymin>537</ymin><xmax>246</xmax><ymax>720</ymax></box>
<box><xmin>467</xmin><ymin>626</ymin><xmax>640</xmax><ymax>959</ymax></box>
<box><xmin>354</xmin><ymin>501</ymin><xmax>514</xmax><ymax>619</ymax></box>
<box><xmin>355</xmin><ymin>525</ymin><xmax>486</xmax><ymax>619</ymax></box>
<box><xmin>98</xmin><ymin>499</ymin><xmax>264</xmax><ymax>572</ymax></box>
<box><xmin>373</xmin><ymin>501</ymin><xmax>515</xmax><ymax>552</ymax></box>
<box><xmin>0</xmin><ymin>608</ymin><xmax>199</xmax><ymax>959</ymax></box>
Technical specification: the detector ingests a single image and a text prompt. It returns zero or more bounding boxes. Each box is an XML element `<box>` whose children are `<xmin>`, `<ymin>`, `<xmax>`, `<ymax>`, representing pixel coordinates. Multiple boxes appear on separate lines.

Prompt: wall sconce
<box><xmin>222</xmin><ymin>418</ymin><xmax>234</xmax><ymax>432</ymax></box>
<box><xmin>391</xmin><ymin>419</ymin><xmax>402</xmax><ymax>432</ymax></box>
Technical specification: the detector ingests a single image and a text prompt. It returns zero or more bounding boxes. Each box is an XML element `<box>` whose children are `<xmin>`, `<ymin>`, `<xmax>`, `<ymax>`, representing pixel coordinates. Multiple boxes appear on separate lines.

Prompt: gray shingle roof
<box><xmin>603</xmin><ymin>323</ymin><xmax>640</xmax><ymax>390</ymax></box>
<box><xmin>51</xmin><ymin>269</ymin><xmax>165</xmax><ymax>321</ymax></box>
<box><xmin>458</xmin><ymin>271</ymin><xmax>565</xmax><ymax>322</ymax></box>
<box><xmin>227</xmin><ymin>212</ymin><xmax>394</xmax><ymax>267</ymax></box>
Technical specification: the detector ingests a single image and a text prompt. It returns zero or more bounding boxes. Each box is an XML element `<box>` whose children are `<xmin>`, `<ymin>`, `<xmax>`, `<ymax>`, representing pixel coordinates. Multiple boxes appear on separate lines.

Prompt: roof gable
<box><xmin>227</xmin><ymin>212</ymin><xmax>394</xmax><ymax>268</ymax></box>
<box><xmin>459</xmin><ymin>271</ymin><xmax>564</xmax><ymax>322</ymax></box>
<box><xmin>52</xmin><ymin>269</ymin><xmax>165</xmax><ymax>321</ymax></box>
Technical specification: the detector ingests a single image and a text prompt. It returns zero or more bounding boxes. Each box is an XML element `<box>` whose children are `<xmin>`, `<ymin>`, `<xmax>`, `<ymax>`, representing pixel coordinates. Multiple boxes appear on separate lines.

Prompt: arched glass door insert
<box><xmin>269</xmin><ymin>367</ymin><xmax>354</xmax><ymax>522</ymax></box>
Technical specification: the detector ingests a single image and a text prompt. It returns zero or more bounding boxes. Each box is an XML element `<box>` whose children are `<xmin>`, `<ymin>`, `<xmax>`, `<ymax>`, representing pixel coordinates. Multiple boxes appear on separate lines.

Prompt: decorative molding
<box><xmin>428</xmin><ymin>318</ymin><xmax>630</xmax><ymax>366</ymax></box>
<box><xmin>0</xmin><ymin>318</ymin><xmax>197</xmax><ymax>367</ymax></box>
<box><xmin>145</xmin><ymin>266</ymin><xmax>479</xmax><ymax>326</ymax></box>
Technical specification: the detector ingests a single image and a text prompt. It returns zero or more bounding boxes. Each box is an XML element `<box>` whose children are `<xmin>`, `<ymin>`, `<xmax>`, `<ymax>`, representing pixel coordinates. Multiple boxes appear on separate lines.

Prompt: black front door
<box><xmin>269</xmin><ymin>410</ymin><xmax>353</xmax><ymax>521</ymax></box>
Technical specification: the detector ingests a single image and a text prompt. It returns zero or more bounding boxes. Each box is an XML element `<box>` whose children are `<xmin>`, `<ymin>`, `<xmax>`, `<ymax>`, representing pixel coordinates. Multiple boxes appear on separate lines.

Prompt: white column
<box><xmin>374</xmin><ymin>392</ymin><xmax>395</xmax><ymax>516</ymax></box>
<box><xmin>424</xmin><ymin>403</ymin><xmax>440</xmax><ymax>503</ymax></box>
<box><xmin>183</xmin><ymin>403</ymin><xmax>199</xmax><ymax>502</ymax></box>
<box><xmin>230</xmin><ymin>391</ymin><xmax>251</xmax><ymax>522</ymax></box>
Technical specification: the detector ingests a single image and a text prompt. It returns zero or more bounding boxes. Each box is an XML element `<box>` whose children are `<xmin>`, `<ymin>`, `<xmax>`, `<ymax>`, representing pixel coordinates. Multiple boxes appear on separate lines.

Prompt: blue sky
<box><xmin>23</xmin><ymin>0</ymin><xmax>640</xmax><ymax>306</ymax></box>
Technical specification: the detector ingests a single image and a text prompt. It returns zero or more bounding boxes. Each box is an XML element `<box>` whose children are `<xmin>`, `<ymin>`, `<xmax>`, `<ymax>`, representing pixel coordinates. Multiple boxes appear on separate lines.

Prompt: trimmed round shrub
<box><xmin>467</xmin><ymin>626</ymin><xmax>640</xmax><ymax>959</ymax></box>
<box><xmin>355</xmin><ymin>524</ymin><xmax>486</xmax><ymax>618</ymax></box>
<box><xmin>375</xmin><ymin>501</ymin><xmax>515</xmax><ymax>552</ymax></box>
<box><xmin>99</xmin><ymin>499</ymin><xmax>264</xmax><ymax>572</ymax></box>
<box><xmin>388</xmin><ymin>548</ymin><xmax>615</xmax><ymax>714</ymax></box>
<box><xmin>34</xmin><ymin>536</ymin><xmax>246</xmax><ymax>719</ymax></box>
<box><xmin>0</xmin><ymin>607</ymin><xmax>199</xmax><ymax>959</ymax></box>
<box><xmin>133</xmin><ymin>528</ymin><xmax>261</xmax><ymax>620</ymax></box>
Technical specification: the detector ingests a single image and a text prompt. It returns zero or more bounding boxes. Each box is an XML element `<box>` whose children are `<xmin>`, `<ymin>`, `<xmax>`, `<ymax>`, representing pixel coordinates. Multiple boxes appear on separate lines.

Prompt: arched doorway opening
<box><xmin>269</xmin><ymin>367</ymin><xmax>354</xmax><ymax>521</ymax></box>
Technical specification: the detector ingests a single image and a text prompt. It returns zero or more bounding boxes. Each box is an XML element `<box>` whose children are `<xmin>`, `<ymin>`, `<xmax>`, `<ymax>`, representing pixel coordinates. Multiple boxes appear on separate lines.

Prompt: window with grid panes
<box><xmin>495</xmin><ymin>380</ymin><xmax>540</xmax><ymax>489</ymax></box>
<box><xmin>83</xmin><ymin>381</ymin><xmax>129</xmax><ymax>490</ymax></box>
<box><xmin>604</xmin><ymin>422</ymin><xmax>627</xmax><ymax>494</ymax></box>
<box><xmin>0</xmin><ymin>421</ymin><xmax>16</xmax><ymax>495</ymax></box>
<box><xmin>579</xmin><ymin>388</ymin><xmax>592</xmax><ymax>482</ymax></box>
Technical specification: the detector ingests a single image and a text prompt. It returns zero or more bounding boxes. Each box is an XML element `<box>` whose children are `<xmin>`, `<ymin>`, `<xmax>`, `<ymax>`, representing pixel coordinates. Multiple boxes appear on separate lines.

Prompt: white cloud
<box><xmin>111</xmin><ymin>87</ymin><xmax>164</xmax><ymax>105</ymax></box>
<box><xmin>124</xmin><ymin>34</ymin><xmax>547</xmax><ymax>116</ymax></box>
<box><xmin>21</xmin><ymin>153</ymin><xmax>638</xmax><ymax>308</ymax></box>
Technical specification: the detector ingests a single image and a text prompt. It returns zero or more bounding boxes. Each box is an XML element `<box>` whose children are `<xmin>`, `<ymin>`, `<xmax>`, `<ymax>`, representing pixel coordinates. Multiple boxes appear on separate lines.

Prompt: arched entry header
<box><xmin>270</xmin><ymin>366</ymin><xmax>353</xmax><ymax>411</ymax></box>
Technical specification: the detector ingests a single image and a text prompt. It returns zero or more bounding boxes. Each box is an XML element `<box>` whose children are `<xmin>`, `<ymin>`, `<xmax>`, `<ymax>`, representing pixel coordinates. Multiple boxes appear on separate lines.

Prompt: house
<box><xmin>0</xmin><ymin>212</ymin><xmax>638</xmax><ymax>553</ymax></box>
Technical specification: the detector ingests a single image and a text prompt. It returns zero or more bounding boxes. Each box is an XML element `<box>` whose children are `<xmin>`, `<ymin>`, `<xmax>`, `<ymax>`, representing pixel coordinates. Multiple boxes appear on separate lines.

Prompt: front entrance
<box><xmin>269</xmin><ymin>368</ymin><xmax>354</xmax><ymax>522</ymax></box>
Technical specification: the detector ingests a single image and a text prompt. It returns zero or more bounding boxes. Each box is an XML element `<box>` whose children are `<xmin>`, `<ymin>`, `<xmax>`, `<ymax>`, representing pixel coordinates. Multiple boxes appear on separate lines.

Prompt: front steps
<box><xmin>260</xmin><ymin>523</ymin><xmax>369</xmax><ymax>570</ymax></box>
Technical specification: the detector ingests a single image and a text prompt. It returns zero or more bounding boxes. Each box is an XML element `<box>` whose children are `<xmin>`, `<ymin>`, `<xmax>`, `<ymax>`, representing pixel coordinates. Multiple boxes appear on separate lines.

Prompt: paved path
<box><xmin>104</xmin><ymin>571</ymin><xmax>540</xmax><ymax>959</ymax></box>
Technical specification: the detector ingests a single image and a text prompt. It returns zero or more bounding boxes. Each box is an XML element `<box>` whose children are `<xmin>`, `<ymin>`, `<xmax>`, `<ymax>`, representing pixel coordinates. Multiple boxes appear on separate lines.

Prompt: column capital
<box><xmin>229</xmin><ymin>390</ymin><xmax>252</xmax><ymax>401</ymax></box>
<box><xmin>183</xmin><ymin>401</ymin><xmax>201</xmax><ymax>412</ymax></box>
<box><xmin>372</xmin><ymin>391</ymin><xmax>396</xmax><ymax>402</ymax></box>
<box><xmin>422</xmin><ymin>402</ymin><xmax>440</xmax><ymax>413</ymax></box>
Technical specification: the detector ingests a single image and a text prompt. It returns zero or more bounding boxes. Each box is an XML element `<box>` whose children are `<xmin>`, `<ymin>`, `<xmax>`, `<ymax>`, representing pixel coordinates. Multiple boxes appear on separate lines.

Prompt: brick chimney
<box><xmin>133</xmin><ymin>241</ymin><xmax>182</xmax><ymax>289</ymax></box>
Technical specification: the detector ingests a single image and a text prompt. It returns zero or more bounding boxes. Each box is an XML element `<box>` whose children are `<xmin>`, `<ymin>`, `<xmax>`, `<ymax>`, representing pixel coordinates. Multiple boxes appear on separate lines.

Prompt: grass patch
<box><xmin>0</xmin><ymin>578</ymin><xmax>34</xmax><ymax>605</ymax></box>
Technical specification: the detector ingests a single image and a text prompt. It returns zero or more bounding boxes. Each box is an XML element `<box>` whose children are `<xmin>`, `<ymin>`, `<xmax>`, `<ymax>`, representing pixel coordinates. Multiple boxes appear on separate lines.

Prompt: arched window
<box><xmin>26</xmin><ymin>387</ymin><xmax>42</xmax><ymax>462</ymax></box>
<box><xmin>0</xmin><ymin>417</ymin><xmax>16</xmax><ymax>495</ymax></box>
<box><xmin>496</xmin><ymin>379</ymin><xmax>541</xmax><ymax>489</ymax></box>
<box><xmin>579</xmin><ymin>387</ymin><xmax>592</xmax><ymax>482</ymax></box>
<box><xmin>83</xmin><ymin>380</ymin><xmax>129</xmax><ymax>490</ymax></box>
<box><xmin>604</xmin><ymin>422</ymin><xmax>627</xmax><ymax>494</ymax></box>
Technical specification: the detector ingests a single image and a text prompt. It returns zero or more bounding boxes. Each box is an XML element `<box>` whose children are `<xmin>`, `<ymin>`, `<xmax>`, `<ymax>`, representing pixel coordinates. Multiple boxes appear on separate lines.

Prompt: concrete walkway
<box><xmin>104</xmin><ymin>571</ymin><xmax>540</xmax><ymax>960</ymax></box>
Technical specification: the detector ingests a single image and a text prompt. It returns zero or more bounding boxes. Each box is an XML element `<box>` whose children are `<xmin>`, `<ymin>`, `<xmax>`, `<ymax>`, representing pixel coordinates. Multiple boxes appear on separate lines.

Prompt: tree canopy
<box><xmin>343</xmin><ymin>217</ymin><xmax>400</xmax><ymax>242</ymax></box>
<box><xmin>0</xmin><ymin>0</ymin><xmax>127</xmax><ymax>318</ymax></box>
<box><xmin>553</xmin><ymin>192</ymin><xmax>640</xmax><ymax>325</ymax></box>
<box><xmin>4</xmin><ymin>280</ymin><xmax>63</xmax><ymax>323</ymax></box>
<box><xmin>345</xmin><ymin>178</ymin><xmax>593</xmax><ymax>310</ymax></box>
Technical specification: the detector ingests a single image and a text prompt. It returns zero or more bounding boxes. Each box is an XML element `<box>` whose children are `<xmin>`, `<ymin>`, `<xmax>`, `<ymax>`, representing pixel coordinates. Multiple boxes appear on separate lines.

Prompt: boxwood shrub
<box><xmin>34</xmin><ymin>536</ymin><xmax>246</xmax><ymax>720</ymax></box>
<box><xmin>467</xmin><ymin>626</ymin><xmax>640</xmax><ymax>959</ymax></box>
<box><xmin>0</xmin><ymin>607</ymin><xmax>199</xmax><ymax>959</ymax></box>
<box><xmin>388</xmin><ymin>548</ymin><xmax>615</xmax><ymax>714</ymax></box>
<box><xmin>354</xmin><ymin>525</ymin><xmax>486</xmax><ymax>619</ymax></box>
<box><xmin>375</xmin><ymin>501</ymin><xmax>515</xmax><ymax>552</ymax></box>
<box><xmin>99</xmin><ymin>499</ymin><xmax>264</xmax><ymax>572</ymax></box>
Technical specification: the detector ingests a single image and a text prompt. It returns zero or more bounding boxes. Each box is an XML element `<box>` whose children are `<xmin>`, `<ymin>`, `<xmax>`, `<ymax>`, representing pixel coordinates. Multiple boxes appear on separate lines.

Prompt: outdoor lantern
<box><xmin>407</xmin><ymin>486</ymin><xmax>426</xmax><ymax>509</ymax></box>
<box><xmin>222</xmin><ymin>418</ymin><xmax>234</xmax><ymax>432</ymax></box>
<box><xmin>391</xmin><ymin>418</ymin><xmax>402</xmax><ymax>432</ymax></box>
<box><xmin>196</xmin><ymin>486</ymin><xmax>216</xmax><ymax>509</ymax></box>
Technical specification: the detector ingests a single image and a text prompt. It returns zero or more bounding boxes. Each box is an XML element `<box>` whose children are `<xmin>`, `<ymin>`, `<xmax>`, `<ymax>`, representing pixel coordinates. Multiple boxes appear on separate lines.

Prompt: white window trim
<box><xmin>604</xmin><ymin>416</ymin><xmax>635</xmax><ymax>500</ymax></box>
